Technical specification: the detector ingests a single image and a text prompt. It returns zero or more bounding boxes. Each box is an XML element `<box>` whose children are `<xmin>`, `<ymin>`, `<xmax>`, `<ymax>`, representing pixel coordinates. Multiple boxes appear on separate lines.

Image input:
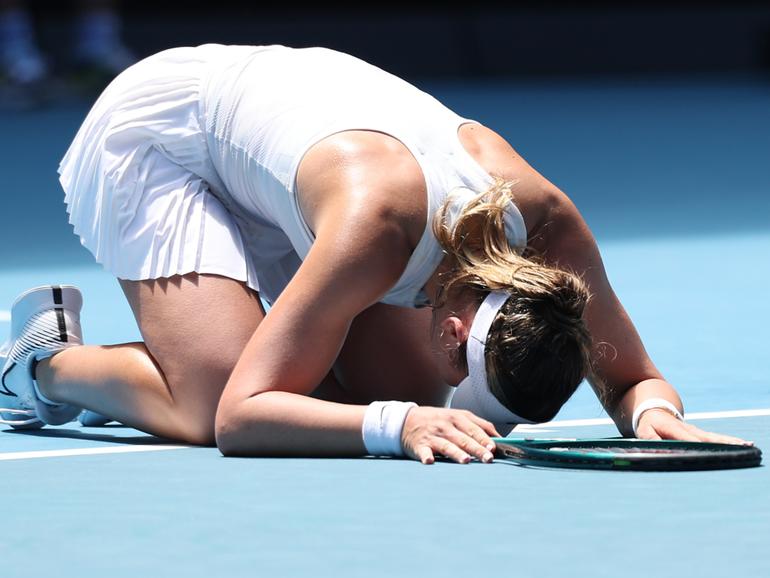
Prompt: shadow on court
<box><xmin>2</xmin><ymin>426</ymin><xmax>180</xmax><ymax>446</ymax></box>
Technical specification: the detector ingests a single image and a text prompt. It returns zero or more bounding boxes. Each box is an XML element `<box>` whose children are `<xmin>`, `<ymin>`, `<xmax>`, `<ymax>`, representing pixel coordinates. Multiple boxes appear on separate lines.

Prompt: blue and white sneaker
<box><xmin>0</xmin><ymin>285</ymin><xmax>84</xmax><ymax>428</ymax></box>
<box><xmin>0</xmin><ymin>341</ymin><xmax>42</xmax><ymax>429</ymax></box>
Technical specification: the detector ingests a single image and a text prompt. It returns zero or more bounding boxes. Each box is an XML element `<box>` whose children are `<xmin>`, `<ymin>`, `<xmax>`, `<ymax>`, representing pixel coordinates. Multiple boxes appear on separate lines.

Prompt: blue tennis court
<box><xmin>1</xmin><ymin>75</ymin><xmax>768</xmax><ymax>577</ymax></box>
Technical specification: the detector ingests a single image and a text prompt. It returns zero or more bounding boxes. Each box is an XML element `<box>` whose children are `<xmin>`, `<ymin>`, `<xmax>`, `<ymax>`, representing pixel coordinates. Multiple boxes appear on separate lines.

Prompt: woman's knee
<box><xmin>162</xmin><ymin>356</ymin><xmax>239</xmax><ymax>445</ymax></box>
<box><xmin>177</xmin><ymin>420</ymin><xmax>217</xmax><ymax>446</ymax></box>
<box><xmin>119</xmin><ymin>274</ymin><xmax>263</xmax><ymax>443</ymax></box>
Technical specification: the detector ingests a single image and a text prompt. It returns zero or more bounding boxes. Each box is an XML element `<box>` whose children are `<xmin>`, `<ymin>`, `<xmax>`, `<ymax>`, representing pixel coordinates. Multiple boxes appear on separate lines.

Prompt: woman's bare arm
<box><xmin>533</xmin><ymin>192</ymin><xmax>748</xmax><ymax>443</ymax></box>
<box><xmin>215</xmin><ymin>190</ymin><xmax>412</xmax><ymax>455</ymax></box>
<box><xmin>214</xmin><ymin>185</ymin><xmax>499</xmax><ymax>460</ymax></box>
<box><xmin>458</xmin><ymin>125</ymin><xmax>747</xmax><ymax>443</ymax></box>
<box><xmin>463</xmin><ymin>124</ymin><xmax>676</xmax><ymax>432</ymax></box>
<box><xmin>531</xmin><ymin>191</ymin><xmax>676</xmax><ymax>433</ymax></box>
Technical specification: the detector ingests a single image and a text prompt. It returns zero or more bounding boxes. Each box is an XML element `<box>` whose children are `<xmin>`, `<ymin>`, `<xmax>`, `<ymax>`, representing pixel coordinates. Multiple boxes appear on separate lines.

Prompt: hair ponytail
<box><xmin>434</xmin><ymin>178</ymin><xmax>594</xmax><ymax>422</ymax></box>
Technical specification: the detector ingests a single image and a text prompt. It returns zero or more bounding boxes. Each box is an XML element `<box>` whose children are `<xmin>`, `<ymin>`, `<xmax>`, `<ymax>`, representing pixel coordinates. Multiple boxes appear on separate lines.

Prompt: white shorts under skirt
<box><xmin>58</xmin><ymin>46</ymin><xmax>297</xmax><ymax>302</ymax></box>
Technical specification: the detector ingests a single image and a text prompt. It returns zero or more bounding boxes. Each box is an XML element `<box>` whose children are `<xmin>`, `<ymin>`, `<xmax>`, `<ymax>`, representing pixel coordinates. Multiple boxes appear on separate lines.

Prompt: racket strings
<box><xmin>549</xmin><ymin>446</ymin><xmax>704</xmax><ymax>455</ymax></box>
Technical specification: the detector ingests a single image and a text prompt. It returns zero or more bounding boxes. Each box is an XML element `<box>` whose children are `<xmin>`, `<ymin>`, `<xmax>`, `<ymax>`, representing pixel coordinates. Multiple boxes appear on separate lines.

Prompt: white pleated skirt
<box><xmin>58</xmin><ymin>45</ymin><xmax>273</xmax><ymax>296</ymax></box>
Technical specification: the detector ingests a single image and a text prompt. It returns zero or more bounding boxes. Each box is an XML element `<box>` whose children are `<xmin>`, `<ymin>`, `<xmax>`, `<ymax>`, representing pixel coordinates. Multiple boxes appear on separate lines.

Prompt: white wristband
<box><xmin>631</xmin><ymin>398</ymin><xmax>684</xmax><ymax>437</ymax></box>
<box><xmin>362</xmin><ymin>401</ymin><xmax>417</xmax><ymax>457</ymax></box>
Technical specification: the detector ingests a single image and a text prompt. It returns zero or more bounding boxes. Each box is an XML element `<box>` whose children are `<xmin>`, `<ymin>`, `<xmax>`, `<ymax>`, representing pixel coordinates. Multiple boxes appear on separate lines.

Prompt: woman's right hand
<box><xmin>401</xmin><ymin>407</ymin><xmax>500</xmax><ymax>464</ymax></box>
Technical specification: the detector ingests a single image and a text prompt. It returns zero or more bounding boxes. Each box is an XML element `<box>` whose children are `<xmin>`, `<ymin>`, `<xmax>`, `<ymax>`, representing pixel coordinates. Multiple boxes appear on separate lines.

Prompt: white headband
<box><xmin>449</xmin><ymin>291</ymin><xmax>534</xmax><ymax>425</ymax></box>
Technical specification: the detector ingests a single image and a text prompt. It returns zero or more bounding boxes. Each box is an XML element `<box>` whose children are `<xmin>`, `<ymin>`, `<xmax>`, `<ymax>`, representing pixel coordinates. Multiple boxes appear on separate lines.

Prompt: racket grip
<box><xmin>362</xmin><ymin>401</ymin><xmax>417</xmax><ymax>456</ymax></box>
<box><xmin>632</xmin><ymin>398</ymin><xmax>684</xmax><ymax>436</ymax></box>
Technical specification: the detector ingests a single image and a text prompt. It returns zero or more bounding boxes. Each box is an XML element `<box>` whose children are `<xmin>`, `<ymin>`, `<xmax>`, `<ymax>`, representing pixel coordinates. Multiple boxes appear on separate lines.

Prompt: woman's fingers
<box><xmin>455</xmin><ymin>412</ymin><xmax>498</xmax><ymax>452</ymax></box>
<box><xmin>636</xmin><ymin>410</ymin><xmax>699</xmax><ymax>441</ymax></box>
<box><xmin>680</xmin><ymin>422</ymin><xmax>753</xmax><ymax>445</ymax></box>
<box><xmin>456</xmin><ymin>413</ymin><xmax>499</xmax><ymax>459</ymax></box>
<box><xmin>654</xmin><ymin>419</ymin><xmax>701</xmax><ymax>442</ymax></box>
<box><xmin>463</xmin><ymin>412</ymin><xmax>501</xmax><ymax>438</ymax></box>
<box><xmin>401</xmin><ymin>407</ymin><xmax>501</xmax><ymax>464</ymax></box>
<box><xmin>636</xmin><ymin>423</ymin><xmax>662</xmax><ymax>440</ymax></box>
<box><xmin>442</xmin><ymin>427</ymin><xmax>495</xmax><ymax>463</ymax></box>
<box><xmin>434</xmin><ymin>438</ymin><xmax>472</xmax><ymax>464</ymax></box>
<box><xmin>410</xmin><ymin>439</ymin><xmax>468</xmax><ymax>464</ymax></box>
<box><xmin>415</xmin><ymin>445</ymin><xmax>436</xmax><ymax>465</ymax></box>
<box><xmin>638</xmin><ymin>411</ymin><xmax>753</xmax><ymax>445</ymax></box>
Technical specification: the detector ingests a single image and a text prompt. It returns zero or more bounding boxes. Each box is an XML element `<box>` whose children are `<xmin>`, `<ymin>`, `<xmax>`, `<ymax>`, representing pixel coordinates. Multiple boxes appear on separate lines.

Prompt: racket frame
<box><xmin>492</xmin><ymin>437</ymin><xmax>763</xmax><ymax>471</ymax></box>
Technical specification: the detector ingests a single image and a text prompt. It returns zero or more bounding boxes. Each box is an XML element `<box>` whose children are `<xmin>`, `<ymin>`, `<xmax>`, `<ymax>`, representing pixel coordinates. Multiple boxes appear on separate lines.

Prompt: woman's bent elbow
<box><xmin>215</xmin><ymin>397</ymin><xmax>248</xmax><ymax>456</ymax></box>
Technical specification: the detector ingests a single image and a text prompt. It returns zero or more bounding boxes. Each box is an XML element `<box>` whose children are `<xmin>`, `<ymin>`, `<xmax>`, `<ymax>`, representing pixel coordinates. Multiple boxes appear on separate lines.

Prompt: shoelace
<box><xmin>0</xmin><ymin>407</ymin><xmax>41</xmax><ymax>427</ymax></box>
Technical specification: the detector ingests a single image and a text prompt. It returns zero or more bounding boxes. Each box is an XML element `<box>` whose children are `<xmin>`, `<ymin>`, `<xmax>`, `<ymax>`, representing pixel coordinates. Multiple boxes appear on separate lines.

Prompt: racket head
<box><xmin>492</xmin><ymin>437</ymin><xmax>763</xmax><ymax>471</ymax></box>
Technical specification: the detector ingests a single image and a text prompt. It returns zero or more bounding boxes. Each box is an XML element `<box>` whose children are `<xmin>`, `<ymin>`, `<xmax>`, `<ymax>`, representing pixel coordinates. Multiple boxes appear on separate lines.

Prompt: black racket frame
<box><xmin>492</xmin><ymin>438</ymin><xmax>762</xmax><ymax>471</ymax></box>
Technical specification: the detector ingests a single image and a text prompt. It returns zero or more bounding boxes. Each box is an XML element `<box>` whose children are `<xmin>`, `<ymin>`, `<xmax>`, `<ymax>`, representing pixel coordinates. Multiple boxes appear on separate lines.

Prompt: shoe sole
<box><xmin>0</xmin><ymin>342</ymin><xmax>44</xmax><ymax>429</ymax></box>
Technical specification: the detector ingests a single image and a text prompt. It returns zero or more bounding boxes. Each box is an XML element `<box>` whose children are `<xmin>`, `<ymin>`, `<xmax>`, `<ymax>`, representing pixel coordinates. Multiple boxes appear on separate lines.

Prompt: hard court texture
<box><xmin>0</xmin><ymin>74</ymin><xmax>768</xmax><ymax>577</ymax></box>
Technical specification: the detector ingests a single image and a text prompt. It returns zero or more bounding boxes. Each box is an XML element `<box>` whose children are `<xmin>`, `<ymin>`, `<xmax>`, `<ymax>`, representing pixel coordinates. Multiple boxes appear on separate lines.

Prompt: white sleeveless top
<box><xmin>197</xmin><ymin>45</ymin><xmax>527</xmax><ymax>307</ymax></box>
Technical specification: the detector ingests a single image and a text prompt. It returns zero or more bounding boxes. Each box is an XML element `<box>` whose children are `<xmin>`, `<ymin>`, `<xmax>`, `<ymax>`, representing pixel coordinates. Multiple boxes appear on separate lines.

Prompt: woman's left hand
<box><xmin>635</xmin><ymin>408</ymin><xmax>753</xmax><ymax>445</ymax></box>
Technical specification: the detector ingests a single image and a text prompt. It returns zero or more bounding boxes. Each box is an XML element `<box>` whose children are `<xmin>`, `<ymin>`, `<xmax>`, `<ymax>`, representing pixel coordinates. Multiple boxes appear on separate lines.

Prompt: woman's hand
<box><xmin>635</xmin><ymin>409</ymin><xmax>753</xmax><ymax>445</ymax></box>
<box><xmin>401</xmin><ymin>407</ymin><xmax>500</xmax><ymax>464</ymax></box>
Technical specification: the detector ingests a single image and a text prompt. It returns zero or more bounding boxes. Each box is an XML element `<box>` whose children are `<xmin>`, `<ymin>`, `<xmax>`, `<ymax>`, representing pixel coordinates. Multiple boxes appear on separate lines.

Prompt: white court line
<box><xmin>0</xmin><ymin>444</ymin><xmax>191</xmax><ymax>461</ymax></box>
<box><xmin>1</xmin><ymin>409</ymin><xmax>766</xmax><ymax>460</ymax></box>
<box><xmin>0</xmin><ymin>310</ymin><xmax>9</xmax><ymax>322</ymax></box>
<box><xmin>516</xmin><ymin>408</ymin><xmax>770</xmax><ymax>431</ymax></box>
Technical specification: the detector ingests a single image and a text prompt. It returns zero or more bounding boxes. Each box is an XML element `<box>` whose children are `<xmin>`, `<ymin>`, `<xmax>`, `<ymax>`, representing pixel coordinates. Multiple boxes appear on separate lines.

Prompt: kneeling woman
<box><xmin>0</xmin><ymin>44</ymin><xmax>743</xmax><ymax>463</ymax></box>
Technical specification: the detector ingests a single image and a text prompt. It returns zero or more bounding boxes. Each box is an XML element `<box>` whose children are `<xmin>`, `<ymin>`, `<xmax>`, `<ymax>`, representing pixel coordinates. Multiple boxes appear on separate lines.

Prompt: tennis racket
<box><xmin>492</xmin><ymin>437</ymin><xmax>763</xmax><ymax>471</ymax></box>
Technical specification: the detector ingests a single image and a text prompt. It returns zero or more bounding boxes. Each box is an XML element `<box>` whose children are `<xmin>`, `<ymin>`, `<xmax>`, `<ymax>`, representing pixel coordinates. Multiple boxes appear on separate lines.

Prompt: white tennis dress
<box><xmin>59</xmin><ymin>44</ymin><xmax>526</xmax><ymax>306</ymax></box>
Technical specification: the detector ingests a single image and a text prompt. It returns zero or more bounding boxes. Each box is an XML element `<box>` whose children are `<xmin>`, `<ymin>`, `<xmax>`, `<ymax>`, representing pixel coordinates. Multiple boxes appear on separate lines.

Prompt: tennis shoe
<box><xmin>0</xmin><ymin>285</ymin><xmax>84</xmax><ymax>428</ymax></box>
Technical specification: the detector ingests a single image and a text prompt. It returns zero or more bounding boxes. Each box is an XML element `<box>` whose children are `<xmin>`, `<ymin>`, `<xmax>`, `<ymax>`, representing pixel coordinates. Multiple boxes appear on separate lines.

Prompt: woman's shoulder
<box><xmin>460</xmin><ymin>123</ymin><xmax>568</xmax><ymax>240</ymax></box>
<box><xmin>298</xmin><ymin>129</ymin><xmax>428</xmax><ymax>248</ymax></box>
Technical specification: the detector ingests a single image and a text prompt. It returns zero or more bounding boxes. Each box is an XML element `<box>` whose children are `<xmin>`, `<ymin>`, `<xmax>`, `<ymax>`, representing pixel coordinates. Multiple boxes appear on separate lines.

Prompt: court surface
<box><xmin>1</xmin><ymin>74</ymin><xmax>768</xmax><ymax>577</ymax></box>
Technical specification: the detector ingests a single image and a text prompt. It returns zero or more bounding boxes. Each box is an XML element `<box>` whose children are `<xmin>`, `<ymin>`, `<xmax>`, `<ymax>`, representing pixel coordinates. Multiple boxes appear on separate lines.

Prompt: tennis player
<box><xmin>0</xmin><ymin>44</ymin><xmax>747</xmax><ymax>463</ymax></box>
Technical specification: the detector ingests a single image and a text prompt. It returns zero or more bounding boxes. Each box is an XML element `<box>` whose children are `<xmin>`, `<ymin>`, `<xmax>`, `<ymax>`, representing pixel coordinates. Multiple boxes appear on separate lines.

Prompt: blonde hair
<box><xmin>434</xmin><ymin>178</ymin><xmax>593</xmax><ymax>422</ymax></box>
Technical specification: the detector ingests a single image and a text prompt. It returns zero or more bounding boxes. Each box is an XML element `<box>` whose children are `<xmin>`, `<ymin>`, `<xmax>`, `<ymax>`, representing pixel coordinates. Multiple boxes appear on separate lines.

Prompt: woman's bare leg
<box><xmin>35</xmin><ymin>273</ymin><xmax>264</xmax><ymax>445</ymax></box>
<box><xmin>333</xmin><ymin>303</ymin><xmax>452</xmax><ymax>407</ymax></box>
